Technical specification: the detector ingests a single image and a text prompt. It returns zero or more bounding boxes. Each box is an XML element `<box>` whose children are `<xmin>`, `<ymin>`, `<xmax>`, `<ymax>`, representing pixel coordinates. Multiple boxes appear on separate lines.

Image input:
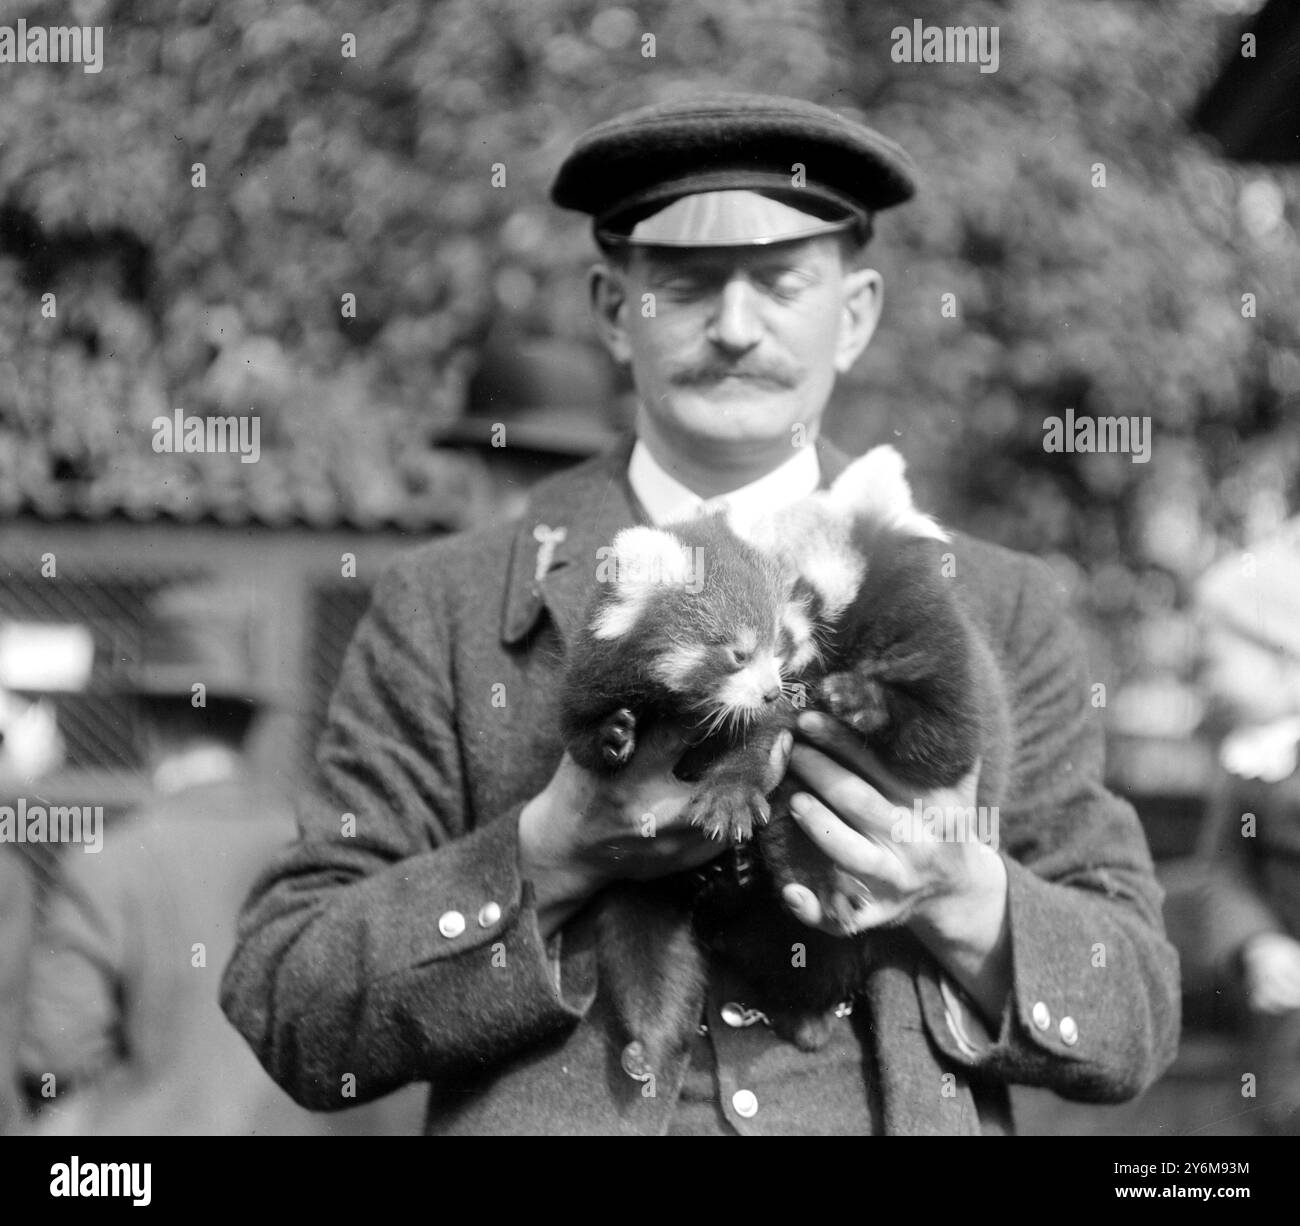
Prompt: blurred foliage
<box><xmin>822</xmin><ymin>0</ymin><xmax>1300</xmax><ymax>719</ymax></box>
<box><xmin>1</xmin><ymin>0</ymin><xmax>1298</xmax><ymax>709</ymax></box>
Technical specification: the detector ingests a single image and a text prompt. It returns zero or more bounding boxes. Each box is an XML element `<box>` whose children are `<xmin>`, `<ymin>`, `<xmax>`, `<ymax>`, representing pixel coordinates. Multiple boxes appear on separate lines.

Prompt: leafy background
<box><xmin>1</xmin><ymin>0</ymin><xmax>1298</xmax><ymax>727</ymax></box>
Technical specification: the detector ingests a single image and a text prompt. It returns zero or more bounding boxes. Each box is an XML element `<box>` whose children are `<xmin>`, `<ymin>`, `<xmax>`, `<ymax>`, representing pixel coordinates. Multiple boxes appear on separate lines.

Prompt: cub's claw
<box><xmin>688</xmin><ymin>786</ymin><xmax>770</xmax><ymax>844</ymax></box>
<box><xmin>599</xmin><ymin>708</ymin><xmax>637</xmax><ymax>767</ymax></box>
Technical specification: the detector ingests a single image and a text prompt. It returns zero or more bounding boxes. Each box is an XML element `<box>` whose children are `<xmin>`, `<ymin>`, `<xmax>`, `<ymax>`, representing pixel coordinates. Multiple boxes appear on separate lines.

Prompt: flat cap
<box><xmin>550</xmin><ymin>92</ymin><xmax>917</xmax><ymax>246</ymax></box>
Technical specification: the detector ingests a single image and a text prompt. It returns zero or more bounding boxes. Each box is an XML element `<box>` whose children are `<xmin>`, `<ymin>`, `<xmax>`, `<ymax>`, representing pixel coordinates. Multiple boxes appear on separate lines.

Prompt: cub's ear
<box><xmin>605</xmin><ymin>526</ymin><xmax>695</xmax><ymax>588</ymax></box>
<box><xmin>591</xmin><ymin>526</ymin><xmax>696</xmax><ymax>640</ymax></box>
<box><xmin>827</xmin><ymin>445</ymin><xmax>949</xmax><ymax>542</ymax></box>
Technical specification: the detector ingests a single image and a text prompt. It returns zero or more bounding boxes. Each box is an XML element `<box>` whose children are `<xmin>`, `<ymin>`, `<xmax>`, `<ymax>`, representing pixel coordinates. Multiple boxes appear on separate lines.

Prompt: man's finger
<box><xmin>781</xmin><ymin>883</ymin><xmax>861</xmax><ymax>936</ymax></box>
<box><xmin>782</xmin><ymin>884</ymin><xmax>826</xmax><ymax>928</ymax></box>
<box><xmin>795</xmin><ymin>712</ymin><xmax>983</xmax><ymax>807</ymax></box>
<box><xmin>794</xmin><ymin>711</ymin><xmax>915</xmax><ymax>800</ymax></box>
<box><xmin>788</xmin><ymin>742</ymin><xmax>896</xmax><ymax>837</ymax></box>
<box><xmin>786</xmin><ymin>787</ymin><xmax>896</xmax><ymax>881</ymax></box>
<box><xmin>761</xmin><ymin>729</ymin><xmax>794</xmax><ymax>791</ymax></box>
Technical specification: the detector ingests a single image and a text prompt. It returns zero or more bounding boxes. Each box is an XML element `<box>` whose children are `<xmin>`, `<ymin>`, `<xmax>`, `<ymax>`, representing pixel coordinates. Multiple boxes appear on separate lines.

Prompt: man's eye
<box><xmin>765</xmin><ymin>272</ymin><xmax>813</xmax><ymax>299</ymax></box>
<box><xmin>660</xmin><ymin>276</ymin><xmax>708</xmax><ymax>297</ymax></box>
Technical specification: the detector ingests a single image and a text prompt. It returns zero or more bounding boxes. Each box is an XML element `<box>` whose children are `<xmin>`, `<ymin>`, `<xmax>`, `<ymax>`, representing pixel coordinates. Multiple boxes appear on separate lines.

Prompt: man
<box><xmin>1</xmin><ymin>666</ymin><xmax>74</xmax><ymax>1136</ymax></box>
<box><xmin>221</xmin><ymin>93</ymin><xmax>1180</xmax><ymax>1134</ymax></box>
<box><xmin>0</xmin><ymin>845</ymin><xmax>35</xmax><ymax>1136</ymax></box>
<box><xmin>1195</xmin><ymin>521</ymin><xmax>1300</xmax><ymax>1133</ymax></box>
<box><xmin>19</xmin><ymin>584</ymin><xmax>422</xmax><ymax>1135</ymax></box>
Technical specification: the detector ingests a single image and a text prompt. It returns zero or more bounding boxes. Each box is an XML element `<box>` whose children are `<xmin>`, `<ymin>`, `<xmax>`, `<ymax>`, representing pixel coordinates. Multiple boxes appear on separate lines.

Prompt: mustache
<box><xmin>670</xmin><ymin>358</ymin><xmax>801</xmax><ymax>389</ymax></box>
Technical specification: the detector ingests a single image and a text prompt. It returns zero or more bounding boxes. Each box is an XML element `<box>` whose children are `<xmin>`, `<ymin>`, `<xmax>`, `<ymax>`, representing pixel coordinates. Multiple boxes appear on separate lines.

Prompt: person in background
<box><xmin>0</xmin><ymin>843</ymin><xmax>37</xmax><ymax>1136</ymax></box>
<box><xmin>18</xmin><ymin>584</ymin><xmax>422</xmax><ymax>1135</ymax></box>
<box><xmin>0</xmin><ymin>675</ymin><xmax>71</xmax><ymax>1136</ymax></box>
<box><xmin>1195</xmin><ymin>517</ymin><xmax>1300</xmax><ymax>1134</ymax></box>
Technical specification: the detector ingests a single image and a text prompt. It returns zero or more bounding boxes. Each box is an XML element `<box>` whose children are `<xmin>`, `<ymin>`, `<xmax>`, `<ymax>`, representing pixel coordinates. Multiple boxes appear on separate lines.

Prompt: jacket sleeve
<box><xmin>916</xmin><ymin>554</ymin><xmax>1181</xmax><ymax>1102</ymax></box>
<box><xmin>219</xmin><ymin>551</ymin><xmax>597</xmax><ymax>1111</ymax></box>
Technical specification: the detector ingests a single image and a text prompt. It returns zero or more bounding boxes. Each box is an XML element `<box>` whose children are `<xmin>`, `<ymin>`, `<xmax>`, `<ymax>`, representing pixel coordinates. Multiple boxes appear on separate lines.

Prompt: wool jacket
<box><xmin>220</xmin><ymin>438</ymin><xmax>1182</xmax><ymax>1135</ymax></box>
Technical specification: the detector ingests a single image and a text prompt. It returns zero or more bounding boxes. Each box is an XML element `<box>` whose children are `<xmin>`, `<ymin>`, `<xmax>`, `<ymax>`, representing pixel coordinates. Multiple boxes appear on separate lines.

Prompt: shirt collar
<box><xmin>627</xmin><ymin>438</ymin><xmax>821</xmax><ymax>527</ymax></box>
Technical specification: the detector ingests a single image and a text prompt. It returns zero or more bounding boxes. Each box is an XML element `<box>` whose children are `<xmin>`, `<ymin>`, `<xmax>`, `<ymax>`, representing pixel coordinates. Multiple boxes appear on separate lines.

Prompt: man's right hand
<box><xmin>518</xmin><ymin>724</ymin><xmax>792</xmax><ymax>939</ymax></box>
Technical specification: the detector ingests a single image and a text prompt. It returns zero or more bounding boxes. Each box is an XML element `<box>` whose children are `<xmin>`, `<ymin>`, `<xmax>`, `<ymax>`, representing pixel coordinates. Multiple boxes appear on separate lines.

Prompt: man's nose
<box><xmin>706</xmin><ymin>276</ymin><xmax>763</xmax><ymax>354</ymax></box>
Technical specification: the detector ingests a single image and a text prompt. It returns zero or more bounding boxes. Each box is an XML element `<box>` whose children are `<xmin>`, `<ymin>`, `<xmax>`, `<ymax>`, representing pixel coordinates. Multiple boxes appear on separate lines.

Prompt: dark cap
<box><xmin>550</xmin><ymin>92</ymin><xmax>917</xmax><ymax>247</ymax></box>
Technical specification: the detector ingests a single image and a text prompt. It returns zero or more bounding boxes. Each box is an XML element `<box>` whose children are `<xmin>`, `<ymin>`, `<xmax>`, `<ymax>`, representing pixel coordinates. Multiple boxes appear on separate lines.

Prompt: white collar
<box><xmin>628</xmin><ymin>439</ymin><xmax>820</xmax><ymax>528</ymax></box>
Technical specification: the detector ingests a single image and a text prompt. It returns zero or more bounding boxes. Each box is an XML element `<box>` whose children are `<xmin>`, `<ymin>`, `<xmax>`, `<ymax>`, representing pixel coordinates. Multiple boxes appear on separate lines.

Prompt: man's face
<box><xmin>593</xmin><ymin>234</ymin><xmax>881</xmax><ymax>456</ymax></box>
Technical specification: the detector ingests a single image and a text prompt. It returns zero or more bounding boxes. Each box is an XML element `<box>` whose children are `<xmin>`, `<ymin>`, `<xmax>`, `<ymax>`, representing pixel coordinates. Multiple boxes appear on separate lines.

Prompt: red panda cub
<box><xmin>560</xmin><ymin>446</ymin><xmax>1013</xmax><ymax>1076</ymax></box>
<box><xmin>560</xmin><ymin>514</ymin><xmax>812</xmax><ymax>1077</ymax></box>
<box><xmin>701</xmin><ymin>445</ymin><xmax>1013</xmax><ymax>1050</ymax></box>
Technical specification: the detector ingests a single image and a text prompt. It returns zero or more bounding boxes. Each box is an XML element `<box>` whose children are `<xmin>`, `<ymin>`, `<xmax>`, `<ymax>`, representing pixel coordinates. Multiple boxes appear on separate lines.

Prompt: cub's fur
<box><xmin>560</xmin><ymin>515</ymin><xmax>811</xmax><ymax>1073</ymax></box>
<box><xmin>560</xmin><ymin>446</ymin><xmax>1013</xmax><ymax>1075</ymax></box>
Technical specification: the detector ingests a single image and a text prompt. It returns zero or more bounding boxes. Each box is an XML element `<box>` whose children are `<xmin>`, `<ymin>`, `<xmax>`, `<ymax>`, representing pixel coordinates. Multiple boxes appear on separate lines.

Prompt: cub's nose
<box><xmin>755</xmin><ymin>658</ymin><xmax>784</xmax><ymax>704</ymax></box>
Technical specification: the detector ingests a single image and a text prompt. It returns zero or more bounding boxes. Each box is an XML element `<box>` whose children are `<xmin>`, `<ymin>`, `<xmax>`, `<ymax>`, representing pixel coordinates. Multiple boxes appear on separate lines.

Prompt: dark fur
<box><xmin>561</xmin><ymin>515</ymin><xmax>802</xmax><ymax>1070</ymax></box>
<box><xmin>561</xmin><ymin>510</ymin><xmax>1013</xmax><ymax>1074</ymax></box>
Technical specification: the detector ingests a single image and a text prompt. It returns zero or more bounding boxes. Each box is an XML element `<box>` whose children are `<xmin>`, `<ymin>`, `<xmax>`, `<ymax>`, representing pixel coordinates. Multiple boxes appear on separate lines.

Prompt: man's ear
<box><xmin>833</xmin><ymin>266</ymin><xmax>883</xmax><ymax>375</ymax></box>
<box><xmin>588</xmin><ymin>261</ymin><xmax>633</xmax><ymax>366</ymax></box>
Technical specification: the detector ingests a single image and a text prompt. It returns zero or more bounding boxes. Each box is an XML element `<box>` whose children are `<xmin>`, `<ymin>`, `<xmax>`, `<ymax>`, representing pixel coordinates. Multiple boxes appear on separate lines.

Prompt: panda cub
<box><xmin>559</xmin><ymin>446</ymin><xmax>1013</xmax><ymax>1077</ymax></box>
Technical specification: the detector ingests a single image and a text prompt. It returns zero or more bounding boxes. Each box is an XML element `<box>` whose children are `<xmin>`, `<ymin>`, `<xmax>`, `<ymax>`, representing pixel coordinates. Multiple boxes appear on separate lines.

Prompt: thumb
<box><xmin>761</xmin><ymin>729</ymin><xmax>794</xmax><ymax>792</ymax></box>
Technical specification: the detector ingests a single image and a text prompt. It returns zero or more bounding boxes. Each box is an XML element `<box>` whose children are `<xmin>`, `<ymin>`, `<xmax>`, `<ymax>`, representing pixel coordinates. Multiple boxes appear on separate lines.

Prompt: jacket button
<box><xmin>732</xmin><ymin>1089</ymin><xmax>758</xmax><ymax>1118</ymax></box>
<box><xmin>477</xmin><ymin>902</ymin><xmax>502</xmax><ymax>928</ymax></box>
<box><xmin>1059</xmin><ymin>1016</ymin><xmax>1079</xmax><ymax>1046</ymax></box>
<box><xmin>438</xmin><ymin>910</ymin><xmax>466</xmax><ymax>939</ymax></box>
<box><xmin>1031</xmin><ymin>1001</ymin><xmax>1051</xmax><ymax>1030</ymax></box>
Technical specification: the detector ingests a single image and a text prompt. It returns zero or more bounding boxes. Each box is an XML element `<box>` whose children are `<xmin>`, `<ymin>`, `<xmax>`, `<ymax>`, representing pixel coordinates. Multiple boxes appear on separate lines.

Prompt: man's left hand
<box><xmin>779</xmin><ymin>710</ymin><xmax>1013</xmax><ymax>1025</ymax></box>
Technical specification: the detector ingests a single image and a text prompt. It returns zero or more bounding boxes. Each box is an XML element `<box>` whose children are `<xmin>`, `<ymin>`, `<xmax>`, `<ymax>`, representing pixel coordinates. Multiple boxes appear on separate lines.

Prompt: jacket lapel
<box><xmin>499</xmin><ymin>438</ymin><xmax>639</xmax><ymax>647</ymax></box>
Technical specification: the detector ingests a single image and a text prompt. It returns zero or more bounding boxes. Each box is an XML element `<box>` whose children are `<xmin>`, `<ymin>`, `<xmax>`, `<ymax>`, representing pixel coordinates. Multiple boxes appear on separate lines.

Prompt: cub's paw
<box><xmin>774</xmin><ymin>1008</ymin><xmax>837</xmax><ymax>1055</ymax></box>
<box><xmin>688</xmin><ymin>785</ymin><xmax>770</xmax><ymax>843</ymax></box>
<box><xmin>824</xmin><ymin>886</ymin><xmax>874</xmax><ymax>936</ymax></box>
<box><xmin>599</xmin><ymin>708</ymin><xmax>637</xmax><ymax>767</ymax></box>
<box><xmin>819</xmin><ymin>673</ymin><xmax>887</xmax><ymax>735</ymax></box>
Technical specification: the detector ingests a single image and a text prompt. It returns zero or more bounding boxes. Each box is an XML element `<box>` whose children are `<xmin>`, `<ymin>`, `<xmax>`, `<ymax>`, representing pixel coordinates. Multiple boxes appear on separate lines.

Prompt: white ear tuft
<box><xmin>591</xmin><ymin>528</ymin><xmax>696</xmax><ymax>641</ymax></box>
<box><xmin>827</xmin><ymin>445</ymin><xmax>950</xmax><ymax>542</ymax></box>
<box><xmin>609</xmin><ymin>526</ymin><xmax>694</xmax><ymax>590</ymax></box>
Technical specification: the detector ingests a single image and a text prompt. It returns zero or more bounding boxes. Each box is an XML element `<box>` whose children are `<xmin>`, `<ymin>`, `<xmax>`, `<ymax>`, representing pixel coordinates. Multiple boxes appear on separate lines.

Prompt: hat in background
<box><xmin>118</xmin><ymin>582</ymin><xmax>276</xmax><ymax>708</ymax></box>
<box><xmin>551</xmin><ymin>92</ymin><xmax>917</xmax><ymax>247</ymax></box>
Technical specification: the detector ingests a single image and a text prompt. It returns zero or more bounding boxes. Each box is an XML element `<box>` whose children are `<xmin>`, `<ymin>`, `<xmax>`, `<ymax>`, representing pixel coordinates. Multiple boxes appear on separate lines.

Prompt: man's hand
<box><xmin>518</xmin><ymin>724</ymin><xmax>792</xmax><ymax>939</ymax></box>
<box><xmin>1242</xmin><ymin>931</ymin><xmax>1300</xmax><ymax>1015</ymax></box>
<box><xmin>779</xmin><ymin>710</ymin><xmax>1012</xmax><ymax>1025</ymax></box>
